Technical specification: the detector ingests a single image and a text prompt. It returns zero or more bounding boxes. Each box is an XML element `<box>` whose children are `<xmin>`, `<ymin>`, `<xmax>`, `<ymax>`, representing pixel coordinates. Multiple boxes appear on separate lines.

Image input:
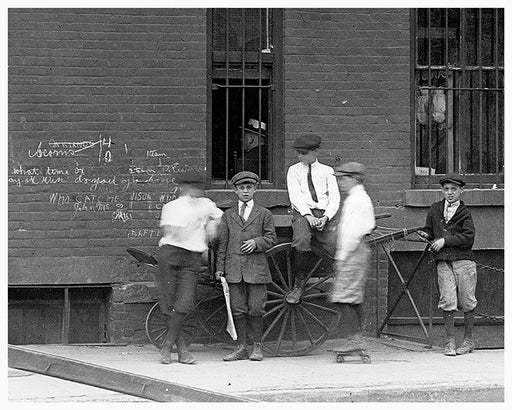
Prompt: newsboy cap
<box><xmin>175</xmin><ymin>171</ymin><xmax>205</xmax><ymax>186</ymax></box>
<box><xmin>439</xmin><ymin>173</ymin><xmax>466</xmax><ymax>187</ymax></box>
<box><xmin>231</xmin><ymin>171</ymin><xmax>259</xmax><ymax>186</ymax></box>
<box><xmin>292</xmin><ymin>134</ymin><xmax>321</xmax><ymax>150</ymax></box>
<box><xmin>334</xmin><ymin>162</ymin><xmax>366</xmax><ymax>177</ymax></box>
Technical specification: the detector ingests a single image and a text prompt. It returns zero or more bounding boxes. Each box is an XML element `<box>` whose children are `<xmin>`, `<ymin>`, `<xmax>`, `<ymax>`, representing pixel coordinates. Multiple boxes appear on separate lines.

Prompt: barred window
<box><xmin>208</xmin><ymin>9</ymin><xmax>282</xmax><ymax>187</ymax></box>
<box><xmin>413</xmin><ymin>9</ymin><xmax>504</xmax><ymax>188</ymax></box>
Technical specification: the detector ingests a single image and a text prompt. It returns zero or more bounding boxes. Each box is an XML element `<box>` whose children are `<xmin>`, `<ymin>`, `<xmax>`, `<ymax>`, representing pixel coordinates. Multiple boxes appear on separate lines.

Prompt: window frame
<box><xmin>206</xmin><ymin>8</ymin><xmax>284</xmax><ymax>189</ymax></box>
<box><xmin>410</xmin><ymin>8</ymin><xmax>504</xmax><ymax>189</ymax></box>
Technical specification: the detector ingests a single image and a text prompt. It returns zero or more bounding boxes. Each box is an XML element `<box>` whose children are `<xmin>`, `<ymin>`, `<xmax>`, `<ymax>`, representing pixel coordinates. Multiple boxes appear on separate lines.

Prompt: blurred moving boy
<box><xmin>330</xmin><ymin>162</ymin><xmax>375</xmax><ymax>349</ymax></box>
<box><xmin>157</xmin><ymin>178</ymin><xmax>223</xmax><ymax>365</ymax></box>
<box><xmin>215</xmin><ymin>171</ymin><xmax>277</xmax><ymax>361</ymax></box>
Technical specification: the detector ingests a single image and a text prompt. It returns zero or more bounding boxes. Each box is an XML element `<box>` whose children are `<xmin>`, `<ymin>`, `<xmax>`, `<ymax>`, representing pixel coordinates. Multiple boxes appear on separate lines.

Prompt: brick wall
<box><xmin>283</xmin><ymin>8</ymin><xmax>412</xmax><ymax>207</ymax></box>
<box><xmin>8</xmin><ymin>8</ymin><xmax>208</xmax><ymax>284</ymax></box>
<box><xmin>282</xmin><ymin>9</ymin><xmax>411</xmax><ymax>335</ymax></box>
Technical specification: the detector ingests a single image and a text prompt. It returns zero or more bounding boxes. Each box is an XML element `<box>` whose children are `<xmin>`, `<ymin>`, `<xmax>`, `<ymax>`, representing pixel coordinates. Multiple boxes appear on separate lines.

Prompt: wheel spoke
<box><xmin>204</xmin><ymin>301</ymin><xmax>225</xmax><ymax>323</ymax></box>
<box><xmin>301</xmin><ymin>292</ymin><xmax>327</xmax><ymax>300</ymax></box>
<box><xmin>301</xmin><ymin>303</ymin><xmax>331</xmax><ymax>332</ymax></box>
<box><xmin>302</xmin><ymin>257</ymin><xmax>324</xmax><ymax>283</ymax></box>
<box><xmin>304</xmin><ymin>274</ymin><xmax>334</xmax><ymax>293</ymax></box>
<box><xmin>269</xmin><ymin>255</ymin><xmax>289</xmax><ymax>291</ymax></box>
<box><xmin>275</xmin><ymin>309</ymin><xmax>291</xmax><ymax>354</ymax></box>
<box><xmin>265</xmin><ymin>298</ymin><xmax>283</xmax><ymax>306</ymax></box>
<box><xmin>286</xmin><ymin>247</ymin><xmax>293</xmax><ymax>288</ymax></box>
<box><xmin>150</xmin><ymin>327</ymin><xmax>167</xmax><ymax>344</ymax></box>
<box><xmin>263</xmin><ymin>301</ymin><xmax>286</xmax><ymax>318</ymax></box>
<box><xmin>302</xmin><ymin>300</ymin><xmax>338</xmax><ymax>315</ymax></box>
<box><xmin>296</xmin><ymin>306</ymin><xmax>315</xmax><ymax>344</ymax></box>
<box><xmin>290</xmin><ymin>308</ymin><xmax>297</xmax><ymax>354</ymax></box>
<box><xmin>268</xmin><ymin>279</ymin><xmax>287</xmax><ymax>295</ymax></box>
<box><xmin>267</xmin><ymin>289</ymin><xmax>285</xmax><ymax>299</ymax></box>
<box><xmin>262</xmin><ymin>305</ymin><xmax>287</xmax><ymax>341</ymax></box>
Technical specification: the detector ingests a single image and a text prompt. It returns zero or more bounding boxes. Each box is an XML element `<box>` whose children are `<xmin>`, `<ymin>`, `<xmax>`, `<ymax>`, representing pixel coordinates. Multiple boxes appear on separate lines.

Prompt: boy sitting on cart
<box><xmin>215</xmin><ymin>171</ymin><xmax>277</xmax><ymax>361</ymax></box>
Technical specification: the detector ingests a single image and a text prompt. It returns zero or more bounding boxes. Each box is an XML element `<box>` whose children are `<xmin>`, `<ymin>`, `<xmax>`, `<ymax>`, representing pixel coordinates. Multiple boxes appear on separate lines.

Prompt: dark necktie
<box><xmin>308</xmin><ymin>164</ymin><xmax>318</xmax><ymax>202</ymax></box>
<box><xmin>239</xmin><ymin>202</ymin><xmax>247</xmax><ymax>222</ymax></box>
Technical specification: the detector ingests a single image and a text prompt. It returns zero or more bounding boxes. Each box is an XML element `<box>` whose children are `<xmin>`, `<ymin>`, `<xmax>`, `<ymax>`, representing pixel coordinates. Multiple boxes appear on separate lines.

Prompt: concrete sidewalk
<box><xmin>8</xmin><ymin>336</ymin><xmax>505</xmax><ymax>402</ymax></box>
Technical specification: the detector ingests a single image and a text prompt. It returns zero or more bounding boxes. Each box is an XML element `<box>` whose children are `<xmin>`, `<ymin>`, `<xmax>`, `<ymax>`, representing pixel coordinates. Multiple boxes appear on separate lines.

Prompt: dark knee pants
<box><xmin>156</xmin><ymin>245</ymin><xmax>202</xmax><ymax>315</ymax></box>
<box><xmin>290</xmin><ymin>208</ymin><xmax>338</xmax><ymax>255</ymax></box>
<box><xmin>229</xmin><ymin>281</ymin><xmax>267</xmax><ymax>317</ymax></box>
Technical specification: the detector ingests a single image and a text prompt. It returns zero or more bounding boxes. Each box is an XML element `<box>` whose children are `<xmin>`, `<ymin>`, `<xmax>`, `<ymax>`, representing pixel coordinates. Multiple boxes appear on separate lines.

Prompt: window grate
<box><xmin>413</xmin><ymin>8</ymin><xmax>504</xmax><ymax>189</ymax></box>
<box><xmin>208</xmin><ymin>9</ymin><xmax>281</xmax><ymax>187</ymax></box>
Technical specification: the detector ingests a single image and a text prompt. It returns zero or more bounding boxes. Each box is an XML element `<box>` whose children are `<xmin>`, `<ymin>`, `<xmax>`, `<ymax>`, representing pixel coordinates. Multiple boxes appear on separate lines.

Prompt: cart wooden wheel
<box><xmin>145</xmin><ymin>280</ymin><xmax>231</xmax><ymax>349</ymax></box>
<box><xmin>145</xmin><ymin>302</ymin><xmax>196</xmax><ymax>350</ymax></box>
<box><xmin>262</xmin><ymin>242</ymin><xmax>341</xmax><ymax>356</ymax></box>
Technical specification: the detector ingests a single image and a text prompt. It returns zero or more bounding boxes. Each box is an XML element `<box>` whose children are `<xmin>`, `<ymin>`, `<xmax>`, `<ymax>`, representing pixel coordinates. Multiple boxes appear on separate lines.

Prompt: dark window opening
<box><xmin>413</xmin><ymin>8</ymin><xmax>504</xmax><ymax>188</ymax></box>
<box><xmin>8</xmin><ymin>286</ymin><xmax>110</xmax><ymax>345</ymax></box>
<box><xmin>209</xmin><ymin>8</ymin><xmax>281</xmax><ymax>187</ymax></box>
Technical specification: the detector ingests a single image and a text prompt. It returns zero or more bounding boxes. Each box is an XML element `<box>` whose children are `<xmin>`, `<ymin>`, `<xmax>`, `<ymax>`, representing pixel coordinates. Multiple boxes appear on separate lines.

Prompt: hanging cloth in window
<box><xmin>416</xmin><ymin>89</ymin><xmax>429</xmax><ymax>125</ymax></box>
<box><xmin>432</xmin><ymin>89</ymin><xmax>446</xmax><ymax>129</ymax></box>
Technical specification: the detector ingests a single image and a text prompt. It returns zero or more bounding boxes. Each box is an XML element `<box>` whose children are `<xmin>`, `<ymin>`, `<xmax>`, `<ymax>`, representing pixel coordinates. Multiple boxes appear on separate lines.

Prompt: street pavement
<box><xmin>7</xmin><ymin>336</ymin><xmax>506</xmax><ymax>403</ymax></box>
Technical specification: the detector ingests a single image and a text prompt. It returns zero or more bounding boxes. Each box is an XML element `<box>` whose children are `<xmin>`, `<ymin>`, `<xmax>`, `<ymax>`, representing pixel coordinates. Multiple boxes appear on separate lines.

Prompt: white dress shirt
<box><xmin>286</xmin><ymin>160</ymin><xmax>340</xmax><ymax>220</ymax></box>
<box><xmin>238</xmin><ymin>199</ymin><xmax>254</xmax><ymax>221</ymax></box>
<box><xmin>159</xmin><ymin>195</ymin><xmax>223</xmax><ymax>253</ymax></box>
<box><xmin>335</xmin><ymin>184</ymin><xmax>375</xmax><ymax>261</ymax></box>
<box><xmin>444</xmin><ymin>199</ymin><xmax>460</xmax><ymax>222</ymax></box>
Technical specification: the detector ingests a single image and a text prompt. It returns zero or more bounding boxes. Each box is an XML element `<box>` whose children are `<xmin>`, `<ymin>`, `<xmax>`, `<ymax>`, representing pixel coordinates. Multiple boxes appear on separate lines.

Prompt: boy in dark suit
<box><xmin>215</xmin><ymin>171</ymin><xmax>277</xmax><ymax>361</ymax></box>
<box><xmin>420</xmin><ymin>173</ymin><xmax>477</xmax><ymax>356</ymax></box>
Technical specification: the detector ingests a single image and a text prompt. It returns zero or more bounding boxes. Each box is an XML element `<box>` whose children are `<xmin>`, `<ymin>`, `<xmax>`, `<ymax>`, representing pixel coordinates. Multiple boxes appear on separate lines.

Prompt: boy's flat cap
<box><xmin>175</xmin><ymin>171</ymin><xmax>205</xmax><ymax>185</ymax></box>
<box><xmin>292</xmin><ymin>134</ymin><xmax>321</xmax><ymax>150</ymax></box>
<box><xmin>231</xmin><ymin>171</ymin><xmax>259</xmax><ymax>186</ymax></box>
<box><xmin>334</xmin><ymin>162</ymin><xmax>366</xmax><ymax>176</ymax></box>
<box><xmin>439</xmin><ymin>173</ymin><xmax>466</xmax><ymax>187</ymax></box>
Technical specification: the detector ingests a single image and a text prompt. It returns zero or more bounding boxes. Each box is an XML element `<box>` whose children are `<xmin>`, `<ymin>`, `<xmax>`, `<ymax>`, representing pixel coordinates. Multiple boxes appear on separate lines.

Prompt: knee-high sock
<box><xmin>443</xmin><ymin>310</ymin><xmax>455</xmax><ymax>339</ymax></box>
<box><xmin>233</xmin><ymin>315</ymin><xmax>247</xmax><ymax>346</ymax></box>
<box><xmin>463</xmin><ymin>309</ymin><xmax>475</xmax><ymax>339</ymax></box>
<box><xmin>249</xmin><ymin>315</ymin><xmax>263</xmax><ymax>343</ymax></box>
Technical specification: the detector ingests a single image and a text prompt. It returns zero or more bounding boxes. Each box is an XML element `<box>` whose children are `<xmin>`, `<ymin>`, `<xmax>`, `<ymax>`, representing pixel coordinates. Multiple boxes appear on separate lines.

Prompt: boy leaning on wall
<box><xmin>419</xmin><ymin>173</ymin><xmax>477</xmax><ymax>356</ymax></box>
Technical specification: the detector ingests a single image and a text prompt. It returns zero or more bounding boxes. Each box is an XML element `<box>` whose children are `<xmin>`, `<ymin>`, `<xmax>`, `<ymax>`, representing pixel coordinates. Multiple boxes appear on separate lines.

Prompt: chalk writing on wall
<box><xmin>9</xmin><ymin>136</ymin><xmax>205</xmax><ymax>238</ymax></box>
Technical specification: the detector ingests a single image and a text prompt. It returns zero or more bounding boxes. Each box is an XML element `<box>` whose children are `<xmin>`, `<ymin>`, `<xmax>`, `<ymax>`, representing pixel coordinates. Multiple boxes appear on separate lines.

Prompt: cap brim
<box><xmin>440</xmin><ymin>178</ymin><xmax>465</xmax><ymax>186</ymax></box>
<box><xmin>233</xmin><ymin>178</ymin><xmax>258</xmax><ymax>185</ymax></box>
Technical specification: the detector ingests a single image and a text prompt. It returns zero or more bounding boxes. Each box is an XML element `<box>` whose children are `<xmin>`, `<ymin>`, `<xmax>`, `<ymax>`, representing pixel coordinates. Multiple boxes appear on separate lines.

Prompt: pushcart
<box><xmin>127</xmin><ymin>214</ymin><xmax>423</xmax><ymax>357</ymax></box>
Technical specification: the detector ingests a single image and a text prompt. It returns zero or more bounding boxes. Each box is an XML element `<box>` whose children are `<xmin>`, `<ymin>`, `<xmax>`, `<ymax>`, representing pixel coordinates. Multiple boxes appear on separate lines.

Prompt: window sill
<box><xmin>206</xmin><ymin>189</ymin><xmax>290</xmax><ymax>209</ymax></box>
<box><xmin>403</xmin><ymin>189</ymin><xmax>504</xmax><ymax>207</ymax></box>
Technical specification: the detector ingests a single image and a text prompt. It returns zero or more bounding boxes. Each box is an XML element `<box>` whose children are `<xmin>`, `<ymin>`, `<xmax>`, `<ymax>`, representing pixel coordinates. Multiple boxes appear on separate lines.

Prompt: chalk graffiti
<box><xmin>28</xmin><ymin>136</ymin><xmax>113</xmax><ymax>163</ymax></box>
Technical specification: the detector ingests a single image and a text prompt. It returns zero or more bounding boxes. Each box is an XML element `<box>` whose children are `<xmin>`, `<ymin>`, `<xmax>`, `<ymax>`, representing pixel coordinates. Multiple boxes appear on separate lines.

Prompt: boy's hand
<box><xmin>305</xmin><ymin>214</ymin><xmax>319</xmax><ymax>228</ymax></box>
<box><xmin>316</xmin><ymin>215</ymin><xmax>328</xmax><ymax>231</ymax></box>
<box><xmin>214</xmin><ymin>271</ymin><xmax>225</xmax><ymax>280</ymax></box>
<box><xmin>430</xmin><ymin>238</ymin><xmax>445</xmax><ymax>252</ymax></box>
<box><xmin>240</xmin><ymin>239</ymin><xmax>257</xmax><ymax>254</ymax></box>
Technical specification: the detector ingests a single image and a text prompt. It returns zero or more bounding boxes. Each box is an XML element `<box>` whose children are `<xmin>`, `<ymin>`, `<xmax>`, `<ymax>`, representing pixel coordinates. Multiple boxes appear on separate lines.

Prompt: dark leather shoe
<box><xmin>249</xmin><ymin>343</ymin><xmax>263</xmax><ymax>361</ymax></box>
<box><xmin>223</xmin><ymin>345</ymin><xmax>249</xmax><ymax>361</ymax></box>
<box><xmin>285</xmin><ymin>287</ymin><xmax>303</xmax><ymax>304</ymax></box>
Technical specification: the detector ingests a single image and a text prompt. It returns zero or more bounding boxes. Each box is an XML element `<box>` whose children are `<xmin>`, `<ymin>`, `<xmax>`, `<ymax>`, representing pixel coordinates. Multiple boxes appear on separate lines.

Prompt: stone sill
<box><xmin>403</xmin><ymin>189</ymin><xmax>504</xmax><ymax>207</ymax></box>
<box><xmin>206</xmin><ymin>189</ymin><xmax>290</xmax><ymax>209</ymax></box>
